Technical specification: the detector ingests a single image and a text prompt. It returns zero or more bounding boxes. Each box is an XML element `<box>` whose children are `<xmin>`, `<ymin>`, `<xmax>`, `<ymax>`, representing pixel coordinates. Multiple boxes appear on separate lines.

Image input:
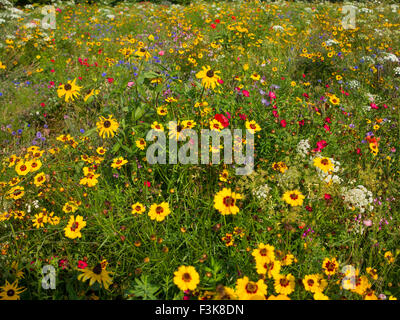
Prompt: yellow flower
<box><xmin>173</xmin><ymin>265</ymin><xmax>200</xmax><ymax>291</ymax></box>
<box><xmin>314</xmin><ymin>292</ymin><xmax>329</xmax><ymax>300</ymax></box>
<box><xmin>213</xmin><ymin>188</ymin><xmax>243</xmax><ymax>215</ymax></box>
<box><xmin>219</xmin><ymin>169</ymin><xmax>229</xmax><ymax>182</ymax></box>
<box><xmin>236</xmin><ymin>276</ymin><xmax>267</xmax><ymax>300</ymax></box>
<box><xmin>57</xmin><ymin>78</ymin><xmax>82</xmax><ymax>102</ymax></box>
<box><xmin>252</xmin><ymin>243</ymin><xmax>275</xmax><ymax>262</ymax></box>
<box><xmin>384</xmin><ymin>251</ymin><xmax>395</xmax><ymax>264</ymax></box>
<box><xmin>151</xmin><ymin>121</ymin><xmax>164</xmax><ymax>132</ymax></box>
<box><xmin>64</xmin><ymin>215</ymin><xmax>86</xmax><ymax>239</ymax></box>
<box><xmin>303</xmin><ymin>274</ymin><xmax>327</xmax><ymax>293</ymax></box>
<box><xmin>268</xmin><ymin>294</ymin><xmax>290</xmax><ymax>300</ymax></box>
<box><xmin>329</xmin><ymin>95</ymin><xmax>340</xmax><ymax>105</ymax></box>
<box><xmin>273</xmin><ymin>273</ymin><xmax>295</xmax><ymax>296</ymax></box>
<box><xmin>32</xmin><ymin>212</ymin><xmax>47</xmax><ymax>229</ymax></box>
<box><xmin>136</xmin><ymin>138</ymin><xmax>146</xmax><ymax>150</ymax></box>
<box><xmin>0</xmin><ymin>280</ymin><xmax>25</xmax><ymax>300</ymax></box>
<box><xmin>6</xmin><ymin>186</ymin><xmax>25</xmax><ymax>200</ymax></box>
<box><xmin>148</xmin><ymin>202</ymin><xmax>171</xmax><ymax>222</ymax></box>
<box><xmin>15</xmin><ymin>161</ymin><xmax>31</xmax><ymax>176</ymax></box>
<box><xmin>256</xmin><ymin>258</ymin><xmax>281</xmax><ymax>279</ymax></box>
<box><xmin>111</xmin><ymin>157</ymin><xmax>128</xmax><ymax>169</ymax></box>
<box><xmin>96</xmin><ymin>115</ymin><xmax>119</xmax><ymax>138</ymax></box>
<box><xmin>245</xmin><ymin>120</ymin><xmax>261</xmax><ymax>134</ymax></box>
<box><xmin>366</xmin><ymin>267</ymin><xmax>378</xmax><ymax>280</ymax></box>
<box><xmin>322</xmin><ymin>257</ymin><xmax>339</xmax><ymax>276</ymax></box>
<box><xmin>131</xmin><ymin>202</ymin><xmax>145</xmax><ymax>215</ymax></box>
<box><xmin>78</xmin><ymin>263</ymin><xmax>113</xmax><ymax>290</ymax></box>
<box><xmin>196</xmin><ymin>65</ymin><xmax>221</xmax><ymax>90</ymax></box>
<box><xmin>282</xmin><ymin>190</ymin><xmax>305</xmax><ymax>207</ymax></box>
<box><xmin>313</xmin><ymin>157</ymin><xmax>334</xmax><ymax>173</ymax></box>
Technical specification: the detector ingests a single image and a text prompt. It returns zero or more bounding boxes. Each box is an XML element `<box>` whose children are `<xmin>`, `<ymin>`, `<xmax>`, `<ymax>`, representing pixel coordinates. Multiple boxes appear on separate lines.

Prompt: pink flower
<box><xmin>280</xmin><ymin>119</ymin><xmax>287</xmax><ymax>127</ymax></box>
<box><xmin>268</xmin><ymin>91</ymin><xmax>276</xmax><ymax>99</ymax></box>
<box><xmin>127</xmin><ymin>81</ymin><xmax>135</xmax><ymax>87</ymax></box>
<box><xmin>77</xmin><ymin>260</ymin><xmax>88</xmax><ymax>269</ymax></box>
<box><xmin>144</xmin><ymin>181</ymin><xmax>151</xmax><ymax>188</ymax></box>
<box><xmin>225</xmin><ymin>112</ymin><xmax>231</xmax><ymax>119</ymax></box>
<box><xmin>370</xmin><ymin>103</ymin><xmax>378</xmax><ymax>109</ymax></box>
<box><xmin>242</xmin><ymin>90</ymin><xmax>249</xmax><ymax>97</ymax></box>
<box><xmin>313</xmin><ymin>140</ymin><xmax>327</xmax><ymax>152</ymax></box>
<box><xmin>158</xmin><ymin>50</ymin><xmax>165</xmax><ymax>56</ymax></box>
<box><xmin>363</xmin><ymin>220</ymin><xmax>372</xmax><ymax>227</ymax></box>
<box><xmin>217</xmin><ymin>79</ymin><xmax>224</xmax><ymax>84</ymax></box>
<box><xmin>272</xmin><ymin>110</ymin><xmax>279</xmax><ymax>118</ymax></box>
<box><xmin>323</xmin><ymin>124</ymin><xmax>330</xmax><ymax>132</ymax></box>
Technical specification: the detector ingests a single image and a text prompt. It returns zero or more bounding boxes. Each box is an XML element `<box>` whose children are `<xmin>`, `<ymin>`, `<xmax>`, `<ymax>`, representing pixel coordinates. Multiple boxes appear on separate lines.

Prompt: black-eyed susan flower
<box><xmin>236</xmin><ymin>276</ymin><xmax>267</xmax><ymax>300</ymax></box>
<box><xmin>96</xmin><ymin>147</ymin><xmax>107</xmax><ymax>155</ymax></box>
<box><xmin>213</xmin><ymin>188</ymin><xmax>243</xmax><ymax>215</ymax></box>
<box><xmin>57</xmin><ymin>78</ymin><xmax>82</xmax><ymax>102</ymax></box>
<box><xmin>96</xmin><ymin>115</ymin><xmax>119</xmax><ymax>138</ymax></box>
<box><xmin>196</xmin><ymin>65</ymin><xmax>221</xmax><ymax>90</ymax></box>
<box><xmin>219</xmin><ymin>169</ymin><xmax>229</xmax><ymax>182</ymax></box>
<box><xmin>131</xmin><ymin>202</ymin><xmax>145</xmax><ymax>215</ymax></box>
<box><xmin>282</xmin><ymin>190</ymin><xmax>305</xmax><ymax>207</ymax></box>
<box><xmin>148</xmin><ymin>202</ymin><xmax>171</xmax><ymax>222</ymax></box>
<box><xmin>77</xmin><ymin>263</ymin><xmax>113</xmax><ymax>290</ymax></box>
<box><xmin>32</xmin><ymin>212</ymin><xmax>47</xmax><ymax>229</ymax></box>
<box><xmin>173</xmin><ymin>265</ymin><xmax>200</xmax><ymax>291</ymax></box>
<box><xmin>64</xmin><ymin>215</ymin><xmax>86</xmax><ymax>239</ymax></box>
<box><xmin>0</xmin><ymin>280</ymin><xmax>25</xmax><ymax>300</ymax></box>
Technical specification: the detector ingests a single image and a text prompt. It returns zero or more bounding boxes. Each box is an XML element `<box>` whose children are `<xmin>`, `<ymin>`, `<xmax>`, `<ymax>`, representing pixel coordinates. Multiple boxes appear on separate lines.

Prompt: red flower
<box><xmin>280</xmin><ymin>119</ymin><xmax>287</xmax><ymax>127</ymax></box>
<box><xmin>324</xmin><ymin>194</ymin><xmax>332</xmax><ymax>200</ymax></box>
<box><xmin>298</xmin><ymin>119</ymin><xmax>305</xmax><ymax>126</ymax></box>
<box><xmin>215</xmin><ymin>19</ymin><xmax>220</xmax><ymax>24</ymax></box>
<box><xmin>144</xmin><ymin>181</ymin><xmax>151</xmax><ymax>188</ymax></box>
<box><xmin>242</xmin><ymin>90</ymin><xmax>249</xmax><ymax>97</ymax></box>
<box><xmin>77</xmin><ymin>260</ymin><xmax>88</xmax><ymax>269</ymax></box>
<box><xmin>107</xmin><ymin>77</ymin><xmax>114</xmax><ymax>83</ymax></box>
<box><xmin>210</xmin><ymin>24</ymin><xmax>216</xmax><ymax>29</ymax></box>
<box><xmin>214</xmin><ymin>114</ymin><xmax>229</xmax><ymax>128</ymax></box>
<box><xmin>239</xmin><ymin>113</ymin><xmax>247</xmax><ymax>121</ymax></box>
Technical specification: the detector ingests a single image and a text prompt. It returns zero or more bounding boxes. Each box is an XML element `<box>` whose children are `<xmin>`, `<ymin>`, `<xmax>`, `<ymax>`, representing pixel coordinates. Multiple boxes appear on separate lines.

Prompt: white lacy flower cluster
<box><xmin>272</xmin><ymin>25</ymin><xmax>284</xmax><ymax>32</ymax></box>
<box><xmin>296</xmin><ymin>139</ymin><xmax>310</xmax><ymax>158</ymax></box>
<box><xmin>342</xmin><ymin>185</ymin><xmax>374</xmax><ymax>213</ymax></box>
<box><xmin>395</xmin><ymin>67</ymin><xmax>400</xmax><ymax>76</ymax></box>
<box><xmin>253</xmin><ymin>184</ymin><xmax>270</xmax><ymax>200</ymax></box>
<box><xmin>378</xmin><ymin>52</ymin><xmax>399</xmax><ymax>63</ymax></box>
<box><xmin>25</xmin><ymin>200</ymin><xmax>40</xmax><ymax>214</ymax></box>
<box><xmin>348</xmin><ymin>80</ymin><xmax>360</xmax><ymax>89</ymax></box>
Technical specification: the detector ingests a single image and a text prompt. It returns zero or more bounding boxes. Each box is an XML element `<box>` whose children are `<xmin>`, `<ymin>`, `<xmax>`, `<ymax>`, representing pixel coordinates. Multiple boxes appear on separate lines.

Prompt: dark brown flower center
<box><xmin>93</xmin><ymin>264</ymin><xmax>102</xmax><ymax>275</ymax></box>
<box><xmin>206</xmin><ymin>70</ymin><xmax>214</xmax><ymax>77</ymax></box>
<box><xmin>7</xmin><ymin>289</ymin><xmax>15</xmax><ymax>297</ymax></box>
<box><xmin>321</xmin><ymin>159</ymin><xmax>329</xmax><ymax>166</ymax></box>
<box><xmin>103</xmin><ymin>120</ymin><xmax>111</xmax><ymax>128</ymax></box>
<box><xmin>177</xmin><ymin>125</ymin><xmax>183</xmax><ymax>132</ymax></box>
<box><xmin>182</xmin><ymin>272</ymin><xmax>192</xmax><ymax>282</ymax></box>
<box><xmin>307</xmin><ymin>279</ymin><xmax>315</xmax><ymax>286</ymax></box>
<box><xmin>64</xmin><ymin>84</ymin><xmax>72</xmax><ymax>91</ymax></box>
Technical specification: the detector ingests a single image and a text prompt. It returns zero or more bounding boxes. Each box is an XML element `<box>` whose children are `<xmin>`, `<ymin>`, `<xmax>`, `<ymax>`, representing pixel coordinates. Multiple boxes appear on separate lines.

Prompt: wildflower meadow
<box><xmin>0</xmin><ymin>0</ymin><xmax>400</xmax><ymax>301</ymax></box>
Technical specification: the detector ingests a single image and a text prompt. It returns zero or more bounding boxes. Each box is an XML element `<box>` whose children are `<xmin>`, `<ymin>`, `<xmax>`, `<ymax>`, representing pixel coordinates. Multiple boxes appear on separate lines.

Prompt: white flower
<box><xmin>297</xmin><ymin>139</ymin><xmax>310</xmax><ymax>158</ymax></box>
<box><xmin>342</xmin><ymin>185</ymin><xmax>374</xmax><ymax>213</ymax></box>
